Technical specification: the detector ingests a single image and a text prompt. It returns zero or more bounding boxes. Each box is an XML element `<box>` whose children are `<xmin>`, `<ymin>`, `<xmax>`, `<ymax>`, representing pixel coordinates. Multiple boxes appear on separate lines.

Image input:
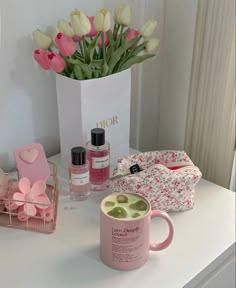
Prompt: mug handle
<box><xmin>149</xmin><ymin>210</ymin><xmax>174</xmax><ymax>251</ymax></box>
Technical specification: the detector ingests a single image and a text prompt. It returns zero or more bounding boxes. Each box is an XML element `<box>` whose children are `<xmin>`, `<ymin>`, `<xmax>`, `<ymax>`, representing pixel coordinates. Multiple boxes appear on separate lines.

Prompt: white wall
<box><xmin>0</xmin><ymin>0</ymin><xmax>103</xmax><ymax>171</ymax></box>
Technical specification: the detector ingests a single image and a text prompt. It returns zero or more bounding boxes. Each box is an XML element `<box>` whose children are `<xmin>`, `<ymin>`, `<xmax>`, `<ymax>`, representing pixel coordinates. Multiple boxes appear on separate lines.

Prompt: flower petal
<box><xmin>24</xmin><ymin>203</ymin><xmax>37</xmax><ymax>216</ymax></box>
<box><xmin>34</xmin><ymin>195</ymin><xmax>51</xmax><ymax>209</ymax></box>
<box><xmin>31</xmin><ymin>181</ymin><xmax>46</xmax><ymax>196</ymax></box>
<box><xmin>18</xmin><ymin>178</ymin><xmax>31</xmax><ymax>194</ymax></box>
<box><xmin>13</xmin><ymin>192</ymin><xmax>25</xmax><ymax>207</ymax></box>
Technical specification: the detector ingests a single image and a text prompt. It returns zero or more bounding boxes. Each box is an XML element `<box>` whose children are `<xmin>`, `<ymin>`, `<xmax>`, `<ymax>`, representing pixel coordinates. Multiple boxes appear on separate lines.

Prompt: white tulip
<box><xmin>51</xmin><ymin>26</ymin><xmax>60</xmax><ymax>45</ymax></box>
<box><xmin>70</xmin><ymin>9</ymin><xmax>91</xmax><ymax>36</ymax></box>
<box><xmin>94</xmin><ymin>9</ymin><xmax>111</xmax><ymax>32</ymax></box>
<box><xmin>139</xmin><ymin>19</ymin><xmax>157</xmax><ymax>38</ymax></box>
<box><xmin>57</xmin><ymin>19</ymin><xmax>75</xmax><ymax>38</ymax></box>
<box><xmin>145</xmin><ymin>38</ymin><xmax>160</xmax><ymax>53</ymax></box>
<box><xmin>32</xmin><ymin>29</ymin><xmax>53</xmax><ymax>49</ymax></box>
<box><xmin>114</xmin><ymin>4</ymin><xmax>131</xmax><ymax>26</ymax></box>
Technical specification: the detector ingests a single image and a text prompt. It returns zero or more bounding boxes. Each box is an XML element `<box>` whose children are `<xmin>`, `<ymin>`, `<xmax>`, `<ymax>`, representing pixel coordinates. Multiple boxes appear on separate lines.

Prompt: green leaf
<box><xmin>92</xmin><ymin>70</ymin><xmax>101</xmax><ymax>78</ymax></box>
<box><xmin>101</xmin><ymin>62</ymin><xmax>109</xmax><ymax>77</ymax></box>
<box><xmin>67</xmin><ymin>58</ymin><xmax>92</xmax><ymax>79</ymax></box>
<box><xmin>119</xmin><ymin>54</ymin><xmax>156</xmax><ymax>71</ymax></box>
<box><xmin>74</xmin><ymin>65</ymin><xmax>84</xmax><ymax>80</ymax></box>
<box><xmin>91</xmin><ymin>59</ymin><xmax>103</xmax><ymax>70</ymax></box>
<box><xmin>107</xmin><ymin>36</ymin><xmax>140</xmax><ymax>75</ymax></box>
<box><xmin>87</xmin><ymin>32</ymin><xmax>102</xmax><ymax>63</ymax></box>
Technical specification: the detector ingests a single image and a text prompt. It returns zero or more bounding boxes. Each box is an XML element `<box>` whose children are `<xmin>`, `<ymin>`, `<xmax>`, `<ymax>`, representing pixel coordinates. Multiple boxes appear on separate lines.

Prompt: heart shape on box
<box><xmin>111</xmin><ymin>151</ymin><xmax>202</xmax><ymax>212</ymax></box>
<box><xmin>20</xmin><ymin>148</ymin><xmax>39</xmax><ymax>164</ymax></box>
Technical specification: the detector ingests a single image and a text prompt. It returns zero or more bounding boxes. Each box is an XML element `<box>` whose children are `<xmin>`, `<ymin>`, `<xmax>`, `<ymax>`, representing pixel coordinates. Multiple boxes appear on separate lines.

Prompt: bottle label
<box><xmin>92</xmin><ymin>155</ymin><xmax>110</xmax><ymax>169</ymax></box>
<box><xmin>71</xmin><ymin>172</ymin><xmax>89</xmax><ymax>185</ymax></box>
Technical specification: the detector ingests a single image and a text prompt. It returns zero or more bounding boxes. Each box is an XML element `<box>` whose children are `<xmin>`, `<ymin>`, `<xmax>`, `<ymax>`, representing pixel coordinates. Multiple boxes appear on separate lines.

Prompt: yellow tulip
<box><xmin>32</xmin><ymin>29</ymin><xmax>53</xmax><ymax>49</ymax></box>
<box><xmin>114</xmin><ymin>4</ymin><xmax>131</xmax><ymax>26</ymax></box>
<box><xmin>145</xmin><ymin>38</ymin><xmax>160</xmax><ymax>53</ymax></box>
<box><xmin>94</xmin><ymin>9</ymin><xmax>111</xmax><ymax>32</ymax></box>
<box><xmin>51</xmin><ymin>26</ymin><xmax>60</xmax><ymax>45</ymax></box>
<box><xmin>139</xmin><ymin>19</ymin><xmax>157</xmax><ymax>38</ymax></box>
<box><xmin>70</xmin><ymin>9</ymin><xmax>91</xmax><ymax>36</ymax></box>
<box><xmin>57</xmin><ymin>19</ymin><xmax>75</xmax><ymax>38</ymax></box>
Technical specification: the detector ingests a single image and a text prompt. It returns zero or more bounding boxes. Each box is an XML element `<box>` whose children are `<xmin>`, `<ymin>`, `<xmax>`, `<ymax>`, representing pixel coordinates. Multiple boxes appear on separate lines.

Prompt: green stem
<box><xmin>79</xmin><ymin>41</ymin><xmax>84</xmax><ymax>56</ymax></box>
<box><xmin>102</xmin><ymin>32</ymin><xmax>107</xmax><ymax>64</ymax></box>
<box><xmin>115</xmin><ymin>25</ymin><xmax>124</xmax><ymax>49</ymax></box>
<box><xmin>82</xmin><ymin>36</ymin><xmax>88</xmax><ymax>63</ymax></box>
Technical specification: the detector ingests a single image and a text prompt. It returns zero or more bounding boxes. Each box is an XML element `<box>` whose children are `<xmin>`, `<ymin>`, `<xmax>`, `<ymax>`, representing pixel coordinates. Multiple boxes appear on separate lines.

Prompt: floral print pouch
<box><xmin>111</xmin><ymin>151</ymin><xmax>202</xmax><ymax>212</ymax></box>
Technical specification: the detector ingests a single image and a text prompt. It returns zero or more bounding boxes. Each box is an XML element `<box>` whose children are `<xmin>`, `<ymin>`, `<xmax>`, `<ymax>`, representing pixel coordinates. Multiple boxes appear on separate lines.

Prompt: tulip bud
<box><xmin>139</xmin><ymin>19</ymin><xmax>157</xmax><ymax>38</ymax></box>
<box><xmin>145</xmin><ymin>38</ymin><xmax>160</xmax><ymax>53</ymax></box>
<box><xmin>48</xmin><ymin>52</ymin><xmax>66</xmax><ymax>73</ymax></box>
<box><xmin>125</xmin><ymin>29</ymin><xmax>139</xmax><ymax>47</ymax></box>
<box><xmin>32</xmin><ymin>29</ymin><xmax>53</xmax><ymax>49</ymax></box>
<box><xmin>34</xmin><ymin>49</ymin><xmax>50</xmax><ymax>70</ymax></box>
<box><xmin>55</xmin><ymin>33</ymin><xmax>76</xmax><ymax>56</ymax></box>
<box><xmin>97</xmin><ymin>32</ymin><xmax>110</xmax><ymax>48</ymax></box>
<box><xmin>57</xmin><ymin>19</ymin><xmax>75</xmax><ymax>38</ymax></box>
<box><xmin>51</xmin><ymin>26</ymin><xmax>60</xmax><ymax>45</ymax></box>
<box><xmin>114</xmin><ymin>4</ymin><xmax>131</xmax><ymax>26</ymax></box>
<box><xmin>94</xmin><ymin>9</ymin><xmax>111</xmax><ymax>32</ymax></box>
<box><xmin>86</xmin><ymin>16</ymin><xmax>97</xmax><ymax>37</ymax></box>
<box><xmin>70</xmin><ymin>9</ymin><xmax>91</xmax><ymax>36</ymax></box>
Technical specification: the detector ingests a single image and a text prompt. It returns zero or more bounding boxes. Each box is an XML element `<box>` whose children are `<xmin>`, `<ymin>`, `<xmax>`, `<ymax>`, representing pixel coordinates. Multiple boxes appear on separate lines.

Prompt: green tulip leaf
<box><xmin>74</xmin><ymin>64</ymin><xmax>84</xmax><ymax>80</ymax></box>
<box><xmin>67</xmin><ymin>58</ymin><xmax>92</xmax><ymax>79</ymax></box>
<box><xmin>107</xmin><ymin>36</ymin><xmax>140</xmax><ymax>74</ymax></box>
<box><xmin>119</xmin><ymin>54</ymin><xmax>155</xmax><ymax>72</ymax></box>
<box><xmin>87</xmin><ymin>32</ymin><xmax>102</xmax><ymax>63</ymax></box>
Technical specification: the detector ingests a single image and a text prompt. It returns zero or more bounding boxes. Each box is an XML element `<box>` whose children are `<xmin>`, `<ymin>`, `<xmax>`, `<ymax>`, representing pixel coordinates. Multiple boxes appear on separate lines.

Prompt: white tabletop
<box><xmin>0</xmin><ymin>153</ymin><xmax>235</xmax><ymax>288</ymax></box>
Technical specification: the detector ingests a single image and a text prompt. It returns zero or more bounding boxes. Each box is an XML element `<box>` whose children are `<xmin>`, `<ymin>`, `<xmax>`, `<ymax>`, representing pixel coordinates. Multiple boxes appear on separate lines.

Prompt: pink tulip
<box><xmin>86</xmin><ymin>16</ymin><xmax>97</xmax><ymax>37</ymax></box>
<box><xmin>69</xmin><ymin>22</ymin><xmax>83</xmax><ymax>42</ymax></box>
<box><xmin>125</xmin><ymin>29</ymin><xmax>139</xmax><ymax>48</ymax></box>
<box><xmin>34</xmin><ymin>49</ymin><xmax>50</xmax><ymax>70</ymax></box>
<box><xmin>48</xmin><ymin>52</ymin><xmax>66</xmax><ymax>72</ymax></box>
<box><xmin>55</xmin><ymin>32</ymin><xmax>76</xmax><ymax>56</ymax></box>
<box><xmin>97</xmin><ymin>31</ymin><xmax>109</xmax><ymax>48</ymax></box>
<box><xmin>73</xmin><ymin>34</ymin><xmax>82</xmax><ymax>42</ymax></box>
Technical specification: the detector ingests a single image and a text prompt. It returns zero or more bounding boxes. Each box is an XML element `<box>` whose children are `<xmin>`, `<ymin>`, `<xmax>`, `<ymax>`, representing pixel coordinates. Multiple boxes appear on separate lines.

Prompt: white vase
<box><xmin>56</xmin><ymin>68</ymin><xmax>131</xmax><ymax>166</ymax></box>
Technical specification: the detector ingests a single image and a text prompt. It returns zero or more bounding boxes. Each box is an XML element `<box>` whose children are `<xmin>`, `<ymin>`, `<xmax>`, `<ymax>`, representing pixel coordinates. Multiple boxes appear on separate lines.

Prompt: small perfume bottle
<box><xmin>69</xmin><ymin>147</ymin><xmax>90</xmax><ymax>201</ymax></box>
<box><xmin>86</xmin><ymin>128</ymin><xmax>110</xmax><ymax>192</ymax></box>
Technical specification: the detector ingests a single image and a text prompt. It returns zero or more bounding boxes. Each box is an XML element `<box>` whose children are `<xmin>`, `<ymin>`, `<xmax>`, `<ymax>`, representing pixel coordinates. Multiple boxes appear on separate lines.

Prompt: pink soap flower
<box><xmin>13</xmin><ymin>177</ymin><xmax>51</xmax><ymax>217</ymax></box>
<box><xmin>97</xmin><ymin>31</ymin><xmax>109</xmax><ymax>48</ymax></box>
<box><xmin>34</xmin><ymin>49</ymin><xmax>50</xmax><ymax>70</ymax></box>
<box><xmin>125</xmin><ymin>29</ymin><xmax>139</xmax><ymax>48</ymax></box>
<box><xmin>55</xmin><ymin>32</ymin><xmax>76</xmax><ymax>56</ymax></box>
<box><xmin>86</xmin><ymin>16</ymin><xmax>97</xmax><ymax>37</ymax></box>
<box><xmin>48</xmin><ymin>52</ymin><xmax>66</xmax><ymax>73</ymax></box>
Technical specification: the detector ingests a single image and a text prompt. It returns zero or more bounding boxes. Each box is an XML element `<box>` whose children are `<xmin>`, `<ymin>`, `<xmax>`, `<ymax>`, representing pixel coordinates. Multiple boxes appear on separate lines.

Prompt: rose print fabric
<box><xmin>111</xmin><ymin>151</ymin><xmax>202</xmax><ymax>212</ymax></box>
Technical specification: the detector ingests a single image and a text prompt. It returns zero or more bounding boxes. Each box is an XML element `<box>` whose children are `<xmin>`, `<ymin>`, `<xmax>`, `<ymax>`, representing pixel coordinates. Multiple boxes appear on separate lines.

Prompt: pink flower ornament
<box><xmin>13</xmin><ymin>177</ymin><xmax>51</xmax><ymax>217</ymax></box>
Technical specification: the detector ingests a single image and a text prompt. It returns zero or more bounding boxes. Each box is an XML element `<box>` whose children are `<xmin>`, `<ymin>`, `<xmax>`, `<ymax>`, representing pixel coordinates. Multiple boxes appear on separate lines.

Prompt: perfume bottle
<box><xmin>69</xmin><ymin>147</ymin><xmax>90</xmax><ymax>201</ymax></box>
<box><xmin>86</xmin><ymin>128</ymin><xmax>110</xmax><ymax>192</ymax></box>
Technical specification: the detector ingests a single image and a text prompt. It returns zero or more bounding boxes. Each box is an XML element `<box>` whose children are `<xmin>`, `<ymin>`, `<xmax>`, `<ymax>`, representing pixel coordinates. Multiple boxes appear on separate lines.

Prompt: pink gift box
<box><xmin>111</xmin><ymin>151</ymin><xmax>202</xmax><ymax>212</ymax></box>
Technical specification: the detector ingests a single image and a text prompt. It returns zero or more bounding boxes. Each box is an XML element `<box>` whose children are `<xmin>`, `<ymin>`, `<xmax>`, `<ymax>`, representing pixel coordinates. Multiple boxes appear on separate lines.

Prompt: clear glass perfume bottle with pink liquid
<box><xmin>69</xmin><ymin>147</ymin><xmax>90</xmax><ymax>201</ymax></box>
<box><xmin>86</xmin><ymin>128</ymin><xmax>110</xmax><ymax>192</ymax></box>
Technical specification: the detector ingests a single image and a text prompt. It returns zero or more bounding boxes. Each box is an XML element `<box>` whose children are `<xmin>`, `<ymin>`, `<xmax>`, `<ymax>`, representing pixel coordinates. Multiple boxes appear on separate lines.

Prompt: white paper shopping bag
<box><xmin>56</xmin><ymin>68</ymin><xmax>131</xmax><ymax>166</ymax></box>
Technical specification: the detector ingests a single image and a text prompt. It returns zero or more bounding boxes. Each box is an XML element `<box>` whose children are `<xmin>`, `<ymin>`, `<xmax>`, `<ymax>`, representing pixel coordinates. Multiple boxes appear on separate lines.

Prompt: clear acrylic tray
<box><xmin>0</xmin><ymin>161</ymin><xmax>58</xmax><ymax>233</ymax></box>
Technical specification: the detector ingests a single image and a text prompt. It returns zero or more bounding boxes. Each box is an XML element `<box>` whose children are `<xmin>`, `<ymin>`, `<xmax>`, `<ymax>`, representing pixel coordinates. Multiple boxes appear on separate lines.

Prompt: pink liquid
<box><xmin>86</xmin><ymin>142</ymin><xmax>110</xmax><ymax>192</ymax></box>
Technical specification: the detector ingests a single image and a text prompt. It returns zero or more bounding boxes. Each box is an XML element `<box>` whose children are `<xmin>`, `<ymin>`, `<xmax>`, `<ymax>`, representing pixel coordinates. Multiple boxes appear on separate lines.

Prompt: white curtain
<box><xmin>185</xmin><ymin>0</ymin><xmax>235</xmax><ymax>188</ymax></box>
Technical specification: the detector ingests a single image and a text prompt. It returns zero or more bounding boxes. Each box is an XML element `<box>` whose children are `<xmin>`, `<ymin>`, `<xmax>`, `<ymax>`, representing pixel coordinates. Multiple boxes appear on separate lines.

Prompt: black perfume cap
<box><xmin>71</xmin><ymin>147</ymin><xmax>86</xmax><ymax>165</ymax></box>
<box><xmin>91</xmin><ymin>128</ymin><xmax>105</xmax><ymax>146</ymax></box>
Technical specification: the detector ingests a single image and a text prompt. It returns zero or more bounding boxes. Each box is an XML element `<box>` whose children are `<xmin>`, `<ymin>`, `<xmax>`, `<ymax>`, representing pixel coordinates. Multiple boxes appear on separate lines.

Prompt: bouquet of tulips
<box><xmin>32</xmin><ymin>4</ymin><xmax>159</xmax><ymax>80</ymax></box>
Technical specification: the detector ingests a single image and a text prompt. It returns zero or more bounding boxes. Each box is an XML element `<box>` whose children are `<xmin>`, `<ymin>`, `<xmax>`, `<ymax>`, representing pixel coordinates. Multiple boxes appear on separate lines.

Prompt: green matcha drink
<box><xmin>101</xmin><ymin>193</ymin><xmax>150</xmax><ymax>219</ymax></box>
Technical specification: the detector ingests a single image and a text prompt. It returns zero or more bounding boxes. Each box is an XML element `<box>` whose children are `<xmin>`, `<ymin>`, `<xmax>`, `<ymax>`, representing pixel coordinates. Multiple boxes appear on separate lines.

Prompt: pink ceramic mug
<box><xmin>100</xmin><ymin>192</ymin><xmax>174</xmax><ymax>270</ymax></box>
